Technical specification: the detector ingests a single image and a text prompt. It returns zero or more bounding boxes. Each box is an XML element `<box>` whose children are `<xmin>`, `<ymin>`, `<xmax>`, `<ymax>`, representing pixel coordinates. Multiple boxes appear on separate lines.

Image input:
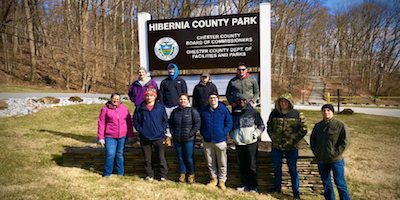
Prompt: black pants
<box><xmin>236</xmin><ymin>142</ymin><xmax>258</xmax><ymax>189</ymax></box>
<box><xmin>140</xmin><ymin>139</ymin><xmax>168</xmax><ymax>179</ymax></box>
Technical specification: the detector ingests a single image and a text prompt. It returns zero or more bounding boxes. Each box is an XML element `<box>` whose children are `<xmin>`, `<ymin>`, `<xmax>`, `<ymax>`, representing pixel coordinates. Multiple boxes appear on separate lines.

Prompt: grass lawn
<box><xmin>0</xmin><ymin>102</ymin><xmax>399</xmax><ymax>199</ymax></box>
<box><xmin>0</xmin><ymin>84</ymin><xmax>72</xmax><ymax>93</ymax></box>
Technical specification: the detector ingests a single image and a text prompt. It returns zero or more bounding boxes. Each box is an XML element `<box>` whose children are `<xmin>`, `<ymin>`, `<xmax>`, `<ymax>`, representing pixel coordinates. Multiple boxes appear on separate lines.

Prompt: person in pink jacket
<box><xmin>98</xmin><ymin>93</ymin><xmax>134</xmax><ymax>177</ymax></box>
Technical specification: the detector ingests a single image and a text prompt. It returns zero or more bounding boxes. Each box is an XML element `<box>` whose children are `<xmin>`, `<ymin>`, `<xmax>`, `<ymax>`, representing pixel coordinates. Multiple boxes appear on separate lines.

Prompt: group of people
<box><xmin>97</xmin><ymin>62</ymin><xmax>351</xmax><ymax>200</ymax></box>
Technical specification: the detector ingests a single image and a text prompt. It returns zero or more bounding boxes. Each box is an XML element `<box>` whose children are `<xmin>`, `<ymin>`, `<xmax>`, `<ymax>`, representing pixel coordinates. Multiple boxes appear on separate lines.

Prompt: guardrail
<box><xmin>326</xmin><ymin>89</ymin><xmax>400</xmax><ymax>113</ymax></box>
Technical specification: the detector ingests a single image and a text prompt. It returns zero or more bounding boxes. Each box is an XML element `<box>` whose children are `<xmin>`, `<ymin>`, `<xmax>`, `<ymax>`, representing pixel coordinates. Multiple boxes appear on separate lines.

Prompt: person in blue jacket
<box><xmin>133</xmin><ymin>86</ymin><xmax>168</xmax><ymax>181</ymax></box>
<box><xmin>200</xmin><ymin>92</ymin><xmax>233</xmax><ymax>190</ymax></box>
<box><xmin>158</xmin><ymin>63</ymin><xmax>188</xmax><ymax>146</ymax></box>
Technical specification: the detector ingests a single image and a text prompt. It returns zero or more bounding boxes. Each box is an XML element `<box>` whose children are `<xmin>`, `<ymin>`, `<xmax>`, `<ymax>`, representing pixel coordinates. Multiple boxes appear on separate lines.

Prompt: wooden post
<box><xmin>337</xmin><ymin>89</ymin><xmax>340</xmax><ymax>114</ymax></box>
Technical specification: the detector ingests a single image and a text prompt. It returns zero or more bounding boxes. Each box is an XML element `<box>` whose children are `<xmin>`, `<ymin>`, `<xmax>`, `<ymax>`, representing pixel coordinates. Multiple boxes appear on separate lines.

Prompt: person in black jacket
<box><xmin>169</xmin><ymin>93</ymin><xmax>201</xmax><ymax>184</ymax></box>
<box><xmin>192</xmin><ymin>72</ymin><xmax>218</xmax><ymax>112</ymax></box>
<box><xmin>159</xmin><ymin>63</ymin><xmax>188</xmax><ymax>146</ymax></box>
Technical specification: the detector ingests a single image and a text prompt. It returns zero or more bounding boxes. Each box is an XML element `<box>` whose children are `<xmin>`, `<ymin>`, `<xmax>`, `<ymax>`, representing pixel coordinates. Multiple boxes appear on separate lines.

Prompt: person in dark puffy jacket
<box><xmin>98</xmin><ymin>93</ymin><xmax>134</xmax><ymax>177</ymax></box>
<box><xmin>133</xmin><ymin>86</ymin><xmax>168</xmax><ymax>181</ymax></box>
<box><xmin>169</xmin><ymin>93</ymin><xmax>201</xmax><ymax>184</ymax></box>
<box><xmin>192</xmin><ymin>72</ymin><xmax>218</xmax><ymax>112</ymax></box>
<box><xmin>200</xmin><ymin>92</ymin><xmax>232</xmax><ymax>190</ymax></box>
<box><xmin>128</xmin><ymin>67</ymin><xmax>158</xmax><ymax>106</ymax></box>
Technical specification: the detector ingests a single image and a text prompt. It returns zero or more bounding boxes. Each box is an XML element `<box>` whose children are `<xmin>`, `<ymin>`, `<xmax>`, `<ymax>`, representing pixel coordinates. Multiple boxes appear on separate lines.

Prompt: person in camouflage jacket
<box><xmin>267</xmin><ymin>93</ymin><xmax>307</xmax><ymax>199</ymax></box>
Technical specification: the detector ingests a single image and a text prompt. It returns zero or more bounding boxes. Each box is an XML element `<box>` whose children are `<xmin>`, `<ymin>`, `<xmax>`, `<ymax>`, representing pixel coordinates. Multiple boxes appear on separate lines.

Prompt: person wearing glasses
<box><xmin>226</xmin><ymin>62</ymin><xmax>259</xmax><ymax>109</ymax></box>
<box><xmin>230</xmin><ymin>94</ymin><xmax>265</xmax><ymax>193</ymax></box>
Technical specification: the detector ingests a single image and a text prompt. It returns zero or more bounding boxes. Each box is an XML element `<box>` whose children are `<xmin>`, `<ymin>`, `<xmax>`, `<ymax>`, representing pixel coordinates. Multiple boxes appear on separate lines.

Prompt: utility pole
<box><xmin>374</xmin><ymin>63</ymin><xmax>384</xmax><ymax>103</ymax></box>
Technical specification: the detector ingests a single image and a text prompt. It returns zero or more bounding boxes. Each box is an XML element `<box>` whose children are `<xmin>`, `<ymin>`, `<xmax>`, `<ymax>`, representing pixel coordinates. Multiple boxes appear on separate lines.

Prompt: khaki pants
<box><xmin>203</xmin><ymin>141</ymin><xmax>228</xmax><ymax>182</ymax></box>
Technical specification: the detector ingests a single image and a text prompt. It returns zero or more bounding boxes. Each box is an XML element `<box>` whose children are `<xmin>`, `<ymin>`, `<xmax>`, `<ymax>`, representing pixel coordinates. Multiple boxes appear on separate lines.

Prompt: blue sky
<box><xmin>324</xmin><ymin>0</ymin><xmax>364</xmax><ymax>12</ymax></box>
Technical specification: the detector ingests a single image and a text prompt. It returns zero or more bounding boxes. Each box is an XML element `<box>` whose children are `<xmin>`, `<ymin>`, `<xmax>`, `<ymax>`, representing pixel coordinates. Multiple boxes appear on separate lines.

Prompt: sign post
<box><xmin>301</xmin><ymin>88</ymin><xmax>305</xmax><ymax>104</ymax></box>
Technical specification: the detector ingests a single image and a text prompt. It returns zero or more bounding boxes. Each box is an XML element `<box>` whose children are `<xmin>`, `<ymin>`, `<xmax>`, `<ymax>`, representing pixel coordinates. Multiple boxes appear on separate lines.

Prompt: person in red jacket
<box><xmin>98</xmin><ymin>93</ymin><xmax>134</xmax><ymax>177</ymax></box>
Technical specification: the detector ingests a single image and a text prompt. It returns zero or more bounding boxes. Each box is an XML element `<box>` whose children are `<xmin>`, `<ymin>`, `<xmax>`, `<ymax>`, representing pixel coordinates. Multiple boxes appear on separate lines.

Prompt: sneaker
<box><xmin>236</xmin><ymin>186</ymin><xmax>249</xmax><ymax>191</ymax></box>
<box><xmin>160</xmin><ymin>177</ymin><xmax>167</xmax><ymax>182</ymax></box>
<box><xmin>145</xmin><ymin>176</ymin><xmax>154</xmax><ymax>181</ymax></box>
<box><xmin>294</xmin><ymin>193</ymin><xmax>301</xmax><ymax>200</ymax></box>
<box><xmin>249</xmin><ymin>188</ymin><xmax>258</xmax><ymax>193</ymax></box>
<box><xmin>270</xmin><ymin>189</ymin><xmax>281</xmax><ymax>194</ymax></box>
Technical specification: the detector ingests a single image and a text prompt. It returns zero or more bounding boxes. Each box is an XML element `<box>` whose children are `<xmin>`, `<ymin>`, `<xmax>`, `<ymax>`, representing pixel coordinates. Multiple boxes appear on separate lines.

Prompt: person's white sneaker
<box><xmin>236</xmin><ymin>186</ymin><xmax>249</xmax><ymax>191</ymax></box>
<box><xmin>159</xmin><ymin>177</ymin><xmax>167</xmax><ymax>182</ymax></box>
<box><xmin>145</xmin><ymin>176</ymin><xmax>154</xmax><ymax>181</ymax></box>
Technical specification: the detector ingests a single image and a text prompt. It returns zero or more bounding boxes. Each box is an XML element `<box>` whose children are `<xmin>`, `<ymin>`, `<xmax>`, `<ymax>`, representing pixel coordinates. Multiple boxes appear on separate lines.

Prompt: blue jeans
<box><xmin>173</xmin><ymin>140</ymin><xmax>195</xmax><ymax>174</ymax></box>
<box><xmin>103</xmin><ymin>136</ymin><xmax>126</xmax><ymax>176</ymax></box>
<box><xmin>271</xmin><ymin>148</ymin><xmax>300</xmax><ymax>195</ymax></box>
<box><xmin>318</xmin><ymin>159</ymin><xmax>351</xmax><ymax>200</ymax></box>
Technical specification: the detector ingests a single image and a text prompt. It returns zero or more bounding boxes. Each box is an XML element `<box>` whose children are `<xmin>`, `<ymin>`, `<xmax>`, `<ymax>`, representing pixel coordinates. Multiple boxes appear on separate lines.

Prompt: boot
<box><xmin>218</xmin><ymin>180</ymin><xmax>226</xmax><ymax>190</ymax></box>
<box><xmin>206</xmin><ymin>178</ymin><xmax>218</xmax><ymax>187</ymax></box>
<box><xmin>188</xmin><ymin>174</ymin><xmax>195</xmax><ymax>184</ymax></box>
<box><xmin>179</xmin><ymin>173</ymin><xmax>186</xmax><ymax>183</ymax></box>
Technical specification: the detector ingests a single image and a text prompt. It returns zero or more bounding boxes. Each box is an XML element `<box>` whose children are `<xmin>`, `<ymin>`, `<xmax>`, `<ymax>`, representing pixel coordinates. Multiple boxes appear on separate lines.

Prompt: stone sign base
<box><xmin>62</xmin><ymin>147</ymin><xmax>323</xmax><ymax>195</ymax></box>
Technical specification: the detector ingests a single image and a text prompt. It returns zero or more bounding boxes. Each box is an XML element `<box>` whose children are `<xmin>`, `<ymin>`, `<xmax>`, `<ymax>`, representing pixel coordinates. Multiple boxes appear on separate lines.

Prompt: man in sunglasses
<box><xmin>226</xmin><ymin>62</ymin><xmax>259</xmax><ymax>109</ymax></box>
<box><xmin>230</xmin><ymin>94</ymin><xmax>265</xmax><ymax>193</ymax></box>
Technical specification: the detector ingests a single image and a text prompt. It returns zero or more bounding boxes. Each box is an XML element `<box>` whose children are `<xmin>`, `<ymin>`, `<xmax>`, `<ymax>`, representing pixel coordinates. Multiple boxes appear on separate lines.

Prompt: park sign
<box><xmin>147</xmin><ymin>13</ymin><xmax>259</xmax><ymax>71</ymax></box>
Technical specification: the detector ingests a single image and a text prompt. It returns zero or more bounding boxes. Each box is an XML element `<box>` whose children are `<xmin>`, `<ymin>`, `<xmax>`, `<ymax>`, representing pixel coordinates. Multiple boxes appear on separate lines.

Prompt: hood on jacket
<box><xmin>106</xmin><ymin>101</ymin><xmax>121</xmax><ymax>109</ymax></box>
<box><xmin>275</xmin><ymin>93</ymin><xmax>294</xmax><ymax>110</ymax></box>
<box><xmin>168</xmin><ymin>63</ymin><xmax>179</xmax><ymax>80</ymax></box>
<box><xmin>136</xmin><ymin>74</ymin><xmax>152</xmax><ymax>86</ymax></box>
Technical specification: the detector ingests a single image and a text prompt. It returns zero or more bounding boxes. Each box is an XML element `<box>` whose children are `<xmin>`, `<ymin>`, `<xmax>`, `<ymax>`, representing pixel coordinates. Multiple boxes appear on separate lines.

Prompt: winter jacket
<box><xmin>133</xmin><ymin>101</ymin><xmax>168</xmax><ymax>141</ymax></box>
<box><xmin>226</xmin><ymin>74</ymin><xmax>259</xmax><ymax>105</ymax></box>
<box><xmin>311</xmin><ymin>117</ymin><xmax>351</xmax><ymax>164</ymax></box>
<box><xmin>192</xmin><ymin>81</ymin><xmax>218</xmax><ymax>112</ymax></box>
<box><xmin>169</xmin><ymin>105</ymin><xmax>201</xmax><ymax>143</ymax></box>
<box><xmin>98</xmin><ymin>102</ymin><xmax>134</xmax><ymax>140</ymax></box>
<box><xmin>267</xmin><ymin>93</ymin><xmax>308</xmax><ymax>150</ymax></box>
<box><xmin>230</xmin><ymin>105</ymin><xmax>265</xmax><ymax>145</ymax></box>
<box><xmin>128</xmin><ymin>77</ymin><xmax>158</xmax><ymax>106</ymax></box>
<box><xmin>158</xmin><ymin>64</ymin><xmax>187</xmax><ymax>107</ymax></box>
<box><xmin>200</xmin><ymin>102</ymin><xmax>233</xmax><ymax>143</ymax></box>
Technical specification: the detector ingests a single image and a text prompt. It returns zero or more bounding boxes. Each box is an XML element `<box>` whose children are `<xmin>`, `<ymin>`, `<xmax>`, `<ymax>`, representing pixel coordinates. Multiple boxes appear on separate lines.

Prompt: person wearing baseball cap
<box><xmin>311</xmin><ymin>104</ymin><xmax>351</xmax><ymax>200</ymax></box>
<box><xmin>192</xmin><ymin>72</ymin><xmax>218</xmax><ymax>112</ymax></box>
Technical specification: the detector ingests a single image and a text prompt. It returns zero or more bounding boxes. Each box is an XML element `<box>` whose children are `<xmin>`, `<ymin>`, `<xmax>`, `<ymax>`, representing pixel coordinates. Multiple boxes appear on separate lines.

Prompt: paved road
<box><xmin>1</xmin><ymin>93</ymin><xmax>399</xmax><ymax>118</ymax></box>
<box><xmin>0</xmin><ymin>93</ymin><xmax>128</xmax><ymax>99</ymax></box>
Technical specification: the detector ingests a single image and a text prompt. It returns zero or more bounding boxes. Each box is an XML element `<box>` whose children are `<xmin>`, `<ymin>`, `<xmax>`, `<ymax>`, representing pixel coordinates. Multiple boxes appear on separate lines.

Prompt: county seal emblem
<box><xmin>154</xmin><ymin>37</ymin><xmax>179</xmax><ymax>61</ymax></box>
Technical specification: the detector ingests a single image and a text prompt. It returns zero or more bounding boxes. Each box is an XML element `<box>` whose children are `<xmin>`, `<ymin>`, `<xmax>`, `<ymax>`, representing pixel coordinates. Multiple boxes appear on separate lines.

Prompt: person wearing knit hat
<box><xmin>311</xmin><ymin>104</ymin><xmax>351</xmax><ymax>200</ymax></box>
<box><xmin>133</xmin><ymin>86</ymin><xmax>169</xmax><ymax>181</ymax></box>
<box><xmin>200</xmin><ymin>91</ymin><xmax>232</xmax><ymax>190</ymax></box>
<box><xmin>128</xmin><ymin>67</ymin><xmax>158</xmax><ymax>106</ymax></box>
<box><xmin>192</xmin><ymin>72</ymin><xmax>218</xmax><ymax>112</ymax></box>
<box><xmin>321</xmin><ymin>104</ymin><xmax>334</xmax><ymax>113</ymax></box>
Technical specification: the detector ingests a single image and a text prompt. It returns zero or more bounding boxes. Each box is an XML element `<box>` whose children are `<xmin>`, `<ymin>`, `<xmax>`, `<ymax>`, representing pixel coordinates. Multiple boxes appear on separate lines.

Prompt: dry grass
<box><xmin>0</xmin><ymin>104</ymin><xmax>399</xmax><ymax>200</ymax></box>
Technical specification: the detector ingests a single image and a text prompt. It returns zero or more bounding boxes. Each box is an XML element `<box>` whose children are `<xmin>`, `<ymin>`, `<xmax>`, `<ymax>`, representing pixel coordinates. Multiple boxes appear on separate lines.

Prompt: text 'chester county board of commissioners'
<box><xmin>186</xmin><ymin>32</ymin><xmax>254</xmax><ymax>59</ymax></box>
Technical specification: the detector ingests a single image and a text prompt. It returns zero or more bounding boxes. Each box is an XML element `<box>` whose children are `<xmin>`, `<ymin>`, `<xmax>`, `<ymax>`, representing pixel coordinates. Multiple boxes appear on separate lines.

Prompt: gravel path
<box><xmin>308</xmin><ymin>76</ymin><xmax>326</xmax><ymax>104</ymax></box>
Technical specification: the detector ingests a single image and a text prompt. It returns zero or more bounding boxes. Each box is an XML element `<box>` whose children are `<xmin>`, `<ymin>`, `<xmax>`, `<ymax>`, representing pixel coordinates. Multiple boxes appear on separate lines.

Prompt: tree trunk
<box><xmin>23</xmin><ymin>0</ymin><xmax>37</xmax><ymax>83</ymax></box>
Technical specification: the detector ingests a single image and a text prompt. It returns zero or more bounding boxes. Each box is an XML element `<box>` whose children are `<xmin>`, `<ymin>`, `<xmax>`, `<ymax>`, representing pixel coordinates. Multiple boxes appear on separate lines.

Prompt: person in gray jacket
<box><xmin>230</xmin><ymin>94</ymin><xmax>265</xmax><ymax>193</ymax></box>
